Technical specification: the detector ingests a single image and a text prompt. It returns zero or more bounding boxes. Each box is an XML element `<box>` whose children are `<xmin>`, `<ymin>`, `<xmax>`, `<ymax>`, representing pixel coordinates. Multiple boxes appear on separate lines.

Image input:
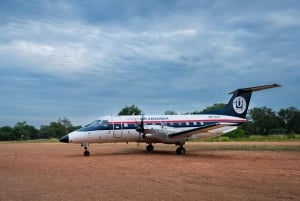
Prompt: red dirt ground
<box><xmin>0</xmin><ymin>142</ymin><xmax>299</xmax><ymax>201</ymax></box>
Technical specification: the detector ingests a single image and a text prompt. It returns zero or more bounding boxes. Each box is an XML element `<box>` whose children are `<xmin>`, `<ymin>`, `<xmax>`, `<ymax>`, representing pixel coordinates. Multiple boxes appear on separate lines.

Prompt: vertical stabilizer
<box><xmin>204</xmin><ymin>84</ymin><xmax>281</xmax><ymax>118</ymax></box>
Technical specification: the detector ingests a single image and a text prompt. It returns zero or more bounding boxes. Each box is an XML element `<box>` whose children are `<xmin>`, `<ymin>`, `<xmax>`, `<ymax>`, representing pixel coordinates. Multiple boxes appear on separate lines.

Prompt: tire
<box><xmin>146</xmin><ymin>144</ymin><xmax>154</xmax><ymax>152</ymax></box>
<box><xmin>84</xmin><ymin>150</ymin><xmax>90</xmax><ymax>156</ymax></box>
<box><xmin>180</xmin><ymin>147</ymin><xmax>186</xmax><ymax>155</ymax></box>
<box><xmin>176</xmin><ymin>147</ymin><xmax>186</xmax><ymax>155</ymax></box>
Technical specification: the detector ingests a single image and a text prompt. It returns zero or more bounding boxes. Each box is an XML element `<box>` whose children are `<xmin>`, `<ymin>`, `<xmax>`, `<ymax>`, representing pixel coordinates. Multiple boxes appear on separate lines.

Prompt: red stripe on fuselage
<box><xmin>108</xmin><ymin>119</ymin><xmax>246</xmax><ymax>125</ymax></box>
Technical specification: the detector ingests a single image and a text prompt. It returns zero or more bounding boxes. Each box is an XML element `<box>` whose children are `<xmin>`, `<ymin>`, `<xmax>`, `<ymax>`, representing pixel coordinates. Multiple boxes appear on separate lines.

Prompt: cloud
<box><xmin>268</xmin><ymin>10</ymin><xmax>300</xmax><ymax>29</ymax></box>
<box><xmin>0</xmin><ymin>0</ymin><xmax>299</xmax><ymax>126</ymax></box>
<box><xmin>0</xmin><ymin>18</ymin><xmax>200</xmax><ymax>81</ymax></box>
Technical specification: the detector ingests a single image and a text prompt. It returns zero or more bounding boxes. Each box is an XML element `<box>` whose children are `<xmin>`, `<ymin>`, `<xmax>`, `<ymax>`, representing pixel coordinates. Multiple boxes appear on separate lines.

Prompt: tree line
<box><xmin>0</xmin><ymin>118</ymin><xmax>81</xmax><ymax>141</ymax></box>
<box><xmin>0</xmin><ymin>105</ymin><xmax>299</xmax><ymax>141</ymax></box>
<box><xmin>242</xmin><ymin>106</ymin><xmax>300</xmax><ymax>135</ymax></box>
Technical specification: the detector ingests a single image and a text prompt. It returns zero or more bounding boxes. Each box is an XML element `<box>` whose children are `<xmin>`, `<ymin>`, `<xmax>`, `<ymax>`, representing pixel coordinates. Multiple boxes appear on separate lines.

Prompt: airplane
<box><xmin>60</xmin><ymin>83</ymin><xmax>281</xmax><ymax>156</ymax></box>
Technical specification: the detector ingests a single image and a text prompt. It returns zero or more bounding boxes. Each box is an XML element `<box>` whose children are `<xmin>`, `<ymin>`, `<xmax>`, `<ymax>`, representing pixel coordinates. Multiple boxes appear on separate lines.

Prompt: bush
<box><xmin>225</xmin><ymin>128</ymin><xmax>245</xmax><ymax>138</ymax></box>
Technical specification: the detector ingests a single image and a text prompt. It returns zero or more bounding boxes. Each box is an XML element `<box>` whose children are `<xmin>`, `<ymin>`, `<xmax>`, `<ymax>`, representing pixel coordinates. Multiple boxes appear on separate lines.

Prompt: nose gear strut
<box><xmin>81</xmin><ymin>143</ymin><xmax>90</xmax><ymax>156</ymax></box>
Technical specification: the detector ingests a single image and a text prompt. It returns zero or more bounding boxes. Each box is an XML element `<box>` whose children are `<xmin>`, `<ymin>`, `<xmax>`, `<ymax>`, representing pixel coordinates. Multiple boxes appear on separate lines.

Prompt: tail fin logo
<box><xmin>233</xmin><ymin>96</ymin><xmax>247</xmax><ymax>114</ymax></box>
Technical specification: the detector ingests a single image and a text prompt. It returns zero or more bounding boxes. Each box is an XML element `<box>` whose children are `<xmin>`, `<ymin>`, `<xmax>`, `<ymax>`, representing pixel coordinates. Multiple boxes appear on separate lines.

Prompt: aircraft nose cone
<box><xmin>59</xmin><ymin>134</ymin><xmax>69</xmax><ymax>143</ymax></box>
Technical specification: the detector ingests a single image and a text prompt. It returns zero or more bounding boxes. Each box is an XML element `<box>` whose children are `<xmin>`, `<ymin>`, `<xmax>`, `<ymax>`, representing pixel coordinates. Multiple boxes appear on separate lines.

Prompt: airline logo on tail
<box><xmin>233</xmin><ymin>96</ymin><xmax>247</xmax><ymax>114</ymax></box>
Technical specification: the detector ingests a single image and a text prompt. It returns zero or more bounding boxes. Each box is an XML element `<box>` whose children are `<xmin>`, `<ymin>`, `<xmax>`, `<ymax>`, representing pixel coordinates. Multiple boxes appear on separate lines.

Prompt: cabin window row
<box><xmin>111</xmin><ymin>121</ymin><xmax>205</xmax><ymax>128</ymax></box>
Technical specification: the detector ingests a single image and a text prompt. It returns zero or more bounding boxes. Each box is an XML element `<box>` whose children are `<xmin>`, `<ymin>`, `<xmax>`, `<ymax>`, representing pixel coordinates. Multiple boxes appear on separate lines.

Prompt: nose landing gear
<box><xmin>81</xmin><ymin>143</ymin><xmax>90</xmax><ymax>156</ymax></box>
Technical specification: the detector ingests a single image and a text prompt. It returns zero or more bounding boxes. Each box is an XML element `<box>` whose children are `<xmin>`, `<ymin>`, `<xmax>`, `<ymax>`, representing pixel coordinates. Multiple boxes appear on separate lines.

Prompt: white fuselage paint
<box><xmin>68</xmin><ymin>114</ymin><xmax>246</xmax><ymax>144</ymax></box>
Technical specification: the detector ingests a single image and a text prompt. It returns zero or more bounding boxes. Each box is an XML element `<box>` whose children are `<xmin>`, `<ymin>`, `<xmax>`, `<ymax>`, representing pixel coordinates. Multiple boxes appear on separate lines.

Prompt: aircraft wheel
<box><xmin>82</xmin><ymin>143</ymin><xmax>90</xmax><ymax>156</ymax></box>
<box><xmin>146</xmin><ymin>144</ymin><xmax>154</xmax><ymax>152</ymax></box>
<box><xmin>84</xmin><ymin>150</ymin><xmax>90</xmax><ymax>156</ymax></box>
<box><xmin>176</xmin><ymin>147</ymin><xmax>186</xmax><ymax>155</ymax></box>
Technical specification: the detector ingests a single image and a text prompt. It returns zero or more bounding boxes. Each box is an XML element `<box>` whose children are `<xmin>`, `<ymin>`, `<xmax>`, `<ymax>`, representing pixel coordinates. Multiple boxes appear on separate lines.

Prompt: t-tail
<box><xmin>204</xmin><ymin>84</ymin><xmax>281</xmax><ymax>118</ymax></box>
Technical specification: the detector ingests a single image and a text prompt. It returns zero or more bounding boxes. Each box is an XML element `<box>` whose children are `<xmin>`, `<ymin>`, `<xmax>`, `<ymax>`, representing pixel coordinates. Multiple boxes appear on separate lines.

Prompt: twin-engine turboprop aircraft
<box><xmin>60</xmin><ymin>84</ymin><xmax>280</xmax><ymax>156</ymax></box>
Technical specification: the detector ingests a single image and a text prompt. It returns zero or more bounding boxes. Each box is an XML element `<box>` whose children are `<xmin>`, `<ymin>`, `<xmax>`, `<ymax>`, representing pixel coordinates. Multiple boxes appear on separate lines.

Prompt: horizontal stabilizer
<box><xmin>229</xmin><ymin>83</ymin><xmax>281</xmax><ymax>94</ymax></box>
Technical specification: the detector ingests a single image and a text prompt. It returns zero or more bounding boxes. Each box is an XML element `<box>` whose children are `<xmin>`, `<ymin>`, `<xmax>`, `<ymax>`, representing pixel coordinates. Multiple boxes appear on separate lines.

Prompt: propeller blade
<box><xmin>141</xmin><ymin>115</ymin><xmax>144</xmax><ymax>129</ymax></box>
<box><xmin>136</xmin><ymin>114</ymin><xmax>145</xmax><ymax>136</ymax></box>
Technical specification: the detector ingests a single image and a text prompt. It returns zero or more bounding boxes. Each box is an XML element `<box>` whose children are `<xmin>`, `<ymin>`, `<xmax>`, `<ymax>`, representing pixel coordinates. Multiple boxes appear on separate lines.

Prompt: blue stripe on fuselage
<box><xmin>77</xmin><ymin>121</ymin><xmax>243</xmax><ymax>132</ymax></box>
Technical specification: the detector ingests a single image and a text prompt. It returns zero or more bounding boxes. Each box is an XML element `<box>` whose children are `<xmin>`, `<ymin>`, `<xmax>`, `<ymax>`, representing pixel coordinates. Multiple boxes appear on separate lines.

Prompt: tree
<box><xmin>277</xmin><ymin>107</ymin><xmax>300</xmax><ymax>134</ymax></box>
<box><xmin>38</xmin><ymin>125</ymin><xmax>56</xmax><ymax>139</ymax></box>
<box><xmin>190</xmin><ymin>103</ymin><xmax>226</xmax><ymax>114</ymax></box>
<box><xmin>13</xmin><ymin>121</ymin><xmax>38</xmax><ymax>140</ymax></box>
<box><xmin>38</xmin><ymin>117</ymin><xmax>79</xmax><ymax>139</ymax></box>
<box><xmin>201</xmin><ymin>103</ymin><xmax>227</xmax><ymax>113</ymax></box>
<box><xmin>0</xmin><ymin>126</ymin><xmax>16</xmax><ymax>141</ymax></box>
<box><xmin>164</xmin><ymin>110</ymin><xmax>177</xmax><ymax>115</ymax></box>
<box><xmin>118</xmin><ymin>105</ymin><xmax>142</xmax><ymax>115</ymax></box>
<box><xmin>225</xmin><ymin>128</ymin><xmax>245</xmax><ymax>138</ymax></box>
<box><xmin>247</xmin><ymin>107</ymin><xmax>280</xmax><ymax>135</ymax></box>
<box><xmin>58</xmin><ymin>117</ymin><xmax>75</xmax><ymax>134</ymax></box>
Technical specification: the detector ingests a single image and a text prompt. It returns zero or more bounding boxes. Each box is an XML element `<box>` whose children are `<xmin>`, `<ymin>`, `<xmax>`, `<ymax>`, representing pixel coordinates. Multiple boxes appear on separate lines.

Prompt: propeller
<box><xmin>136</xmin><ymin>114</ymin><xmax>146</xmax><ymax>138</ymax></box>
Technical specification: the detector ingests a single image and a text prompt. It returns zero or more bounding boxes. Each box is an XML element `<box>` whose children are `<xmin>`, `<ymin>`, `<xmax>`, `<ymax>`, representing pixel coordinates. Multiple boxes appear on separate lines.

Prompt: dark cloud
<box><xmin>0</xmin><ymin>0</ymin><xmax>299</xmax><ymax>126</ymax></box>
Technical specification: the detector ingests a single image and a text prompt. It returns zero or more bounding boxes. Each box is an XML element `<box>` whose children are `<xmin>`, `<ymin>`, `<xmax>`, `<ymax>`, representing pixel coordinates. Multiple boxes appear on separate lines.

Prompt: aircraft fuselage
<box><xmin>65</xmin><ymin>114</ymin><xmax>246</xmax><ymax>144</ymax></box>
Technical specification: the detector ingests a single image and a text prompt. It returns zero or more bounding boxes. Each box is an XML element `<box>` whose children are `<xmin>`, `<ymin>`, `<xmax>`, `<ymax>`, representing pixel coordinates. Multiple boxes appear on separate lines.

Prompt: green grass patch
<box><xmin>194</xmin><ymin>134</ymin><xmax>300</xmax><ymax>142</ymax></box>
<box><xmin>213</xmin><ymin>145</ymin><xmax>300</xmax><ymax>152</ymax></box>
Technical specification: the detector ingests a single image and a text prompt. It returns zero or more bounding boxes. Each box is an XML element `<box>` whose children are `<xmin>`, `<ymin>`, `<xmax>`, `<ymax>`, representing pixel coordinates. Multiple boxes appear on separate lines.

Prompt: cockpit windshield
<box><xmin>78</xmin><ymin>119</ymin><xmax>109</xmax><ymax>131</ymax></box>
<box><xmin>83</xmin><ymin>120</ymin><xmax>109</xmax><ymax>128</ymax></box>
<box><xmin>84</xmin><ymin>120</ymin><xmax>102</xmax><ymax>127</ymax></box>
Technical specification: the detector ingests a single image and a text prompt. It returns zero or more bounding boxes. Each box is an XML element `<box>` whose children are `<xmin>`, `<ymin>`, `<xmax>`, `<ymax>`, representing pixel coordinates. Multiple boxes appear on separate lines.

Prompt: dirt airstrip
<box><xmin>0</xmin><ymin>142</ymin><xmax>299</xmax><ymax>201</ymax></box>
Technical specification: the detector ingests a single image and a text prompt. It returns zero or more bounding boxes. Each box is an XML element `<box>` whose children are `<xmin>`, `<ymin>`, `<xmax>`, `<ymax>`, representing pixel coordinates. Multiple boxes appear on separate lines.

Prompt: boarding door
<box><xmin>113</xmin><ymin>117</ymin><xmax>122</xmax><ymax>138</ymax></box>
<box><xmin>161</xmin><ymin>120</ymin><xmax>168</xmax><ymax>138</ymax></box>
<box><xmin>161</xmin><ymin>120</ymin><xmax>167</xmax><ymax>129</ymax></box>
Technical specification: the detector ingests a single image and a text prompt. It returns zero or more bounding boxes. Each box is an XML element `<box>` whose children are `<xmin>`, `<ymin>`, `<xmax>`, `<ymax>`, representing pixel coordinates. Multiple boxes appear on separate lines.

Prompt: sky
<box><xmin>0</xmin><ymin>0</ymin><xmax>299</xmax><ymax>127</ymax></box>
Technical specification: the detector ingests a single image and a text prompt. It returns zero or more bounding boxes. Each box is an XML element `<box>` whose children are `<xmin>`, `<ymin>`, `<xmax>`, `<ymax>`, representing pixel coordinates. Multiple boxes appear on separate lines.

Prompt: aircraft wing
<box><xmin>140</xmin><ymin>123</ymin><xmax>234</xmax><ymax>143</ymax></box>
<box><xmin>167</xmin><ymin>123</ymin><xmax>225</xmax><ymax>139</ymax></box>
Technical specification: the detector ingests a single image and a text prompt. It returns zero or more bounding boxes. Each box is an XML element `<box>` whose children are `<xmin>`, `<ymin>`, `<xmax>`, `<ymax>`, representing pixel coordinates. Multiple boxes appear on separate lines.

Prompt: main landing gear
<box><xmin>176</xmin><ymin>146</ymin><xmax>186</xmax><ymax>155</ymax></box>
<box><xmin>176</xmin><ymin>143</ymin><xmax>186</xmax><ymax>155</ymax></box>
<box><xmin>146</xmin><ymin>143</ymin><xmax>154</xmax><ymax>152</ymax></box>
<box><xmin>81</xmin><ymin>143</ymin><xmax>90</xmax><ymax>156</ymax></box>
<box><xmin>145</xmin><ymin>143</ymin><xmax>186</xmax><ymax>155</ymax></box>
